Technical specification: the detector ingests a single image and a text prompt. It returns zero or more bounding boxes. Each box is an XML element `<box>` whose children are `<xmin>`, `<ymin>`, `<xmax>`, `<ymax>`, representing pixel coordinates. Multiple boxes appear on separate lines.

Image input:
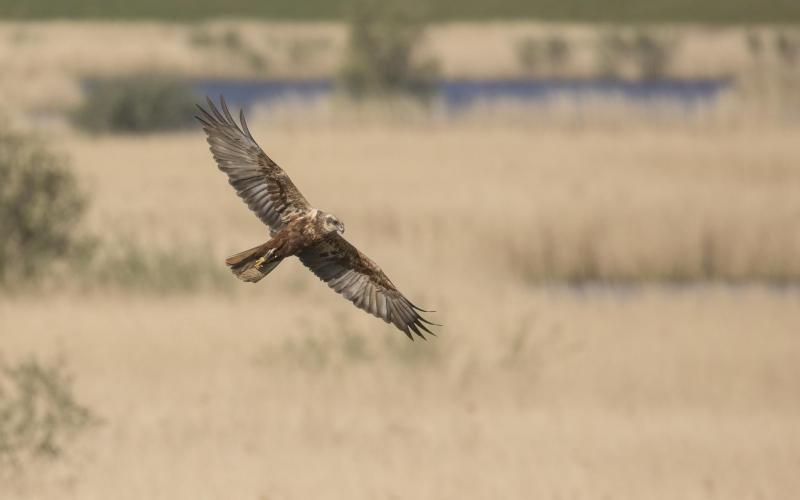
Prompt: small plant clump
<box><xmin>0</xmin><ymin>357</ymin><xmax>95</xmax><ymax>465</ymax></box>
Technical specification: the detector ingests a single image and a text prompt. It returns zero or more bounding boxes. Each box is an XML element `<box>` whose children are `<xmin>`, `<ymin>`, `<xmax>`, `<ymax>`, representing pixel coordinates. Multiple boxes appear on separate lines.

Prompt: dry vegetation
<box><xmin>1</xmin><ymin>114</ymin><xmax>799</xmax><ymax>498</ymax></box>
<box><xmin>56</xmin><ymin>115</ymin><xmax>800</xmax><ymax>285</ymax></box>
<box><xmin>1</xmin><ymin>19</ymin><xmax>800</xmax><ymax>500</ymax></box>
<box><xmin>1</xmin><ymin>290</ymin><xmax>798</xmax><ymax>499</ymax></box>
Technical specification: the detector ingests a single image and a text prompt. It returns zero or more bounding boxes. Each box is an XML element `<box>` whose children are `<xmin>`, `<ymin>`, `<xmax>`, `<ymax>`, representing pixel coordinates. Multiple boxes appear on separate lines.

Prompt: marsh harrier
<box><xmin>196</xmin><ymin>97</ymin><xmax>436</xmax><ymax>339</ymax></box>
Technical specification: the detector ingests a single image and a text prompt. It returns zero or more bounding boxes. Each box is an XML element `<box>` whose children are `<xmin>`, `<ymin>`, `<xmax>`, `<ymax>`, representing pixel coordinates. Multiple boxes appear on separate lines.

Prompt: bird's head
<box><xmin>320</xmin><ymin>212</ymin><xmax>345</xmax><ymax>235</ymax></box>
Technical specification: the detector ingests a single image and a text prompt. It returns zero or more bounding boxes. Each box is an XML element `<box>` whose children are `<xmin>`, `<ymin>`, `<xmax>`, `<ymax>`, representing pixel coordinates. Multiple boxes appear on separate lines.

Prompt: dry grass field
<box><xmin>2</xmin><ymin>289</ymin><xmax>799</xmax><ymax>500</ymax></box>
<box><xmin>59</xmin><ymin>116</ymin><xmax>800</xmax><ymax>283</ymax></box>
<box><xmin>1</xmin><ymin>17</ymin><xmax>800</xmax><ymax>500</ymax></box>
<box><xmin>1</xmin><ymin>114</ymin><xmax>800</xmax><ymax>498</ymax></box>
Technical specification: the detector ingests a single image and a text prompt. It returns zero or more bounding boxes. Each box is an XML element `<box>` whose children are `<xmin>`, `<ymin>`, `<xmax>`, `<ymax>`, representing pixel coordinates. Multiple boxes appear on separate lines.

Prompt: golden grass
<box><xmin>54</xmin><ymin>116</ymin><xmax>800</xmax><ymax>285</ymax></box>
<box><xmin>1</xmin><ymin>288</ymin><xmax>798</xmax><ymax>499</ymax></box>
<box><xmin>0</xmin><ymin>18</ymin><xmax>799</xmax><ymax>499</ymax></box>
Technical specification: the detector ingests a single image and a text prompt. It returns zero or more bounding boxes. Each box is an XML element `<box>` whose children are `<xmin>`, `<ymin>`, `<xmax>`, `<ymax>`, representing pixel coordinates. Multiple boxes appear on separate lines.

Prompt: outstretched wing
<box><xmin>298</xmin><ymin>234</ymin><xmax>437</xmax><ymax>340</ymax></box>
<box><xmin>196</xmin><ymin>96</ymin><xmax>312</xmax><ymax>234</ymax></box>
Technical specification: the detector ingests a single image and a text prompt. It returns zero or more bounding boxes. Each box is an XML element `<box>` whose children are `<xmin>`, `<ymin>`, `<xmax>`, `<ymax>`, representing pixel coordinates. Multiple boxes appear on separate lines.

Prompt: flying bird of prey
<box><xmin>196</xmin><ymin>97</ymin><xmax>436</xmax><ymax>339</ymax></box>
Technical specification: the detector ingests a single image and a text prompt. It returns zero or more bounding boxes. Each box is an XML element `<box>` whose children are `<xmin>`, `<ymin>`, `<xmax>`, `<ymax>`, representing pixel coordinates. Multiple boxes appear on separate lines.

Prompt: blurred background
<box><xmin>1</xmin><ymin>1</ymin><xmax>799</xmax><ymax>498</ymax></box>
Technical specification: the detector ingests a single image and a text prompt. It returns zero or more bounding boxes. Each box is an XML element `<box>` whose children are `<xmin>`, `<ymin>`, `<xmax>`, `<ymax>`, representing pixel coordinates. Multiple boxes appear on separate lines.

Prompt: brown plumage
<box><xmin>196</xmin><ymin>96</ymin><xmax>437</xmax><ymax>339</ymax></box>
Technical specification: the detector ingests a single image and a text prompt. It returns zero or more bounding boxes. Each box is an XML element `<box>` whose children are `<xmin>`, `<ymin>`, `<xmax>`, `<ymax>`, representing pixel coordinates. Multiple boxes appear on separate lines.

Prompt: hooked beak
<box><xmin>337</xmin><ymin>223</ymin><xmax>345</xmax><ymax>235</ymax></box>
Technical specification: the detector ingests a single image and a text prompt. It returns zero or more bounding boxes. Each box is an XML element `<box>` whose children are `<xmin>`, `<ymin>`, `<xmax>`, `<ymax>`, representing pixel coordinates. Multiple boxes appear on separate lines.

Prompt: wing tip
<box><xmin>409</xmin><ymin>300</ymin><xmax>436</xmax><ymax>313</ymax></box>
<box><xmin>197</xmin><ymin>95</ymin><xmax>258</xmax><ymax>149</ymax></box>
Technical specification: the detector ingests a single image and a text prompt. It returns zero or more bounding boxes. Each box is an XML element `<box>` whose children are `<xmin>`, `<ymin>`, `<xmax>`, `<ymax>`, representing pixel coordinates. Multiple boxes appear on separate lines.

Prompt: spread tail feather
<box><xmin>225</xmin><ymin>243</ymin><xmax>282</xmax><ymax>283</ymax></box>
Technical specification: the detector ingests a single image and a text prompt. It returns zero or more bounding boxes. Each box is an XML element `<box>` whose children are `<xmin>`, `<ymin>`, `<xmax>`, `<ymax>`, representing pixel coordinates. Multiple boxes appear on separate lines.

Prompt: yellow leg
<box><xmin>253</xmin><ymin>255</ymin><xmax>267</xmax><ymax>269</ymax></box>
<box><xmin>253</xmin><ymin>249</ymin><xmax>275</xmax><ymax>270</ymax></box>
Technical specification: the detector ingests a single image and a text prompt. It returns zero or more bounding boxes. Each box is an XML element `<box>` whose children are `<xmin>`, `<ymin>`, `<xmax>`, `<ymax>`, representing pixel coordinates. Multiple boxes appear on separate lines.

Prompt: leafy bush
<box><xmin>0</xmin><ymin>357</ymin><xmax>95</xmax><ymax>465</ymax></box>
<box><xmin>73</xmin><ymin>75</ymin><xmax>198</xmax><ymax>133</ymax></box>
<box><xmin>0</xmin><ymin>128</ymin><xmax>88</xmax><ymax>286</ymax></box>
<box><xmin>338</xmin><ymin>0</ymin><xmax>440</xmax><ymax>100</ymax></box>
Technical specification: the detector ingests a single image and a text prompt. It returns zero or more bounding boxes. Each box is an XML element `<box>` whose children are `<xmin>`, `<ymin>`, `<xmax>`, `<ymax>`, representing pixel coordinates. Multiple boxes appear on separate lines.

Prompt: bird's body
<box><xmin>224</xmin><ymin>209</ymin><xmax>338</xmax><ymax>283</ymax></box>
<box><xmin>196</xmin><ymin>97</ymin><xmax>436</xmax><ymax>339</ymax></box>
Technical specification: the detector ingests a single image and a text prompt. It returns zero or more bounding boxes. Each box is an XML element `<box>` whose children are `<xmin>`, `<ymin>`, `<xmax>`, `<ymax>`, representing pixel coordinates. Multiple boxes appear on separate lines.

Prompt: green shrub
<box><xmin>72</xmin><ymin>75</ymin><xmax>197</xmax><ymax>133</ymax></box>
<box><xmin>338</xmin><ymin>0</ymin><xmax>440</xmax><ymax>100</ymax></box>
<box><xmin>0</xmin><ymin>128</ymin><xmax>88</xmax><ymax>286</ymax></box>
<box><xmin>0</xmin><ymin>357</ymin><xmax>95</xmax><ymax>465</ymax></box>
